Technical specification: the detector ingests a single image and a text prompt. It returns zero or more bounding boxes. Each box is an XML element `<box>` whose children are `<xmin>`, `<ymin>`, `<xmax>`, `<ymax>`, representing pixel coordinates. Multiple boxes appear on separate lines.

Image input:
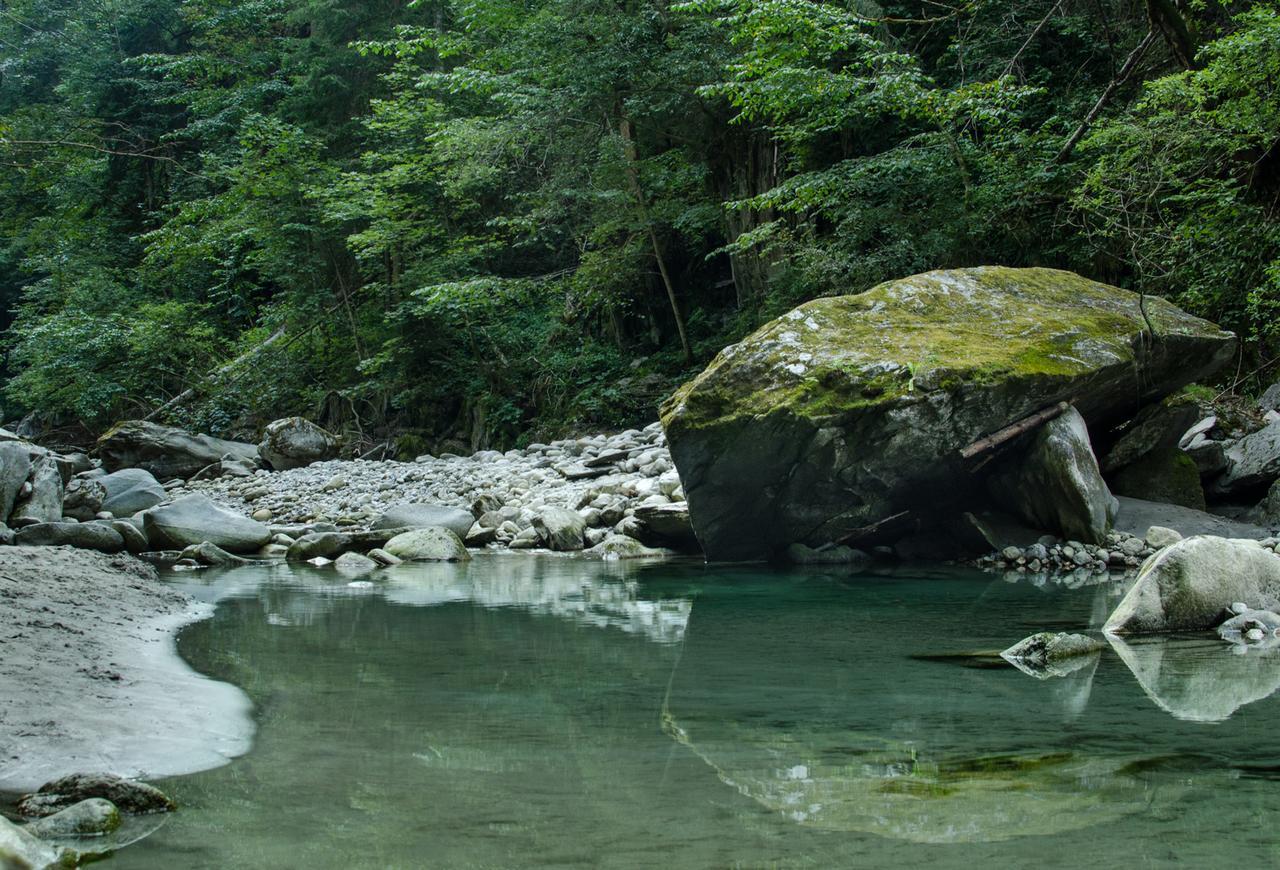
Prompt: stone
<box><xmin>1102</xmin><ymin>394</ymin><xmax>1201</xmax><ymax>473</ymax></box>
<box><xmin>662</xmin><ymin>267</ymin><xmax>1235</xmax><ymax>560</ymax></box>
<box><xmin>1259</xmin><ymin>382</ymin><xmax>1280</xmax><ymax>414</ymax></box>
<box><xmin>785</xmin><ymin>543</ymin><xmax>871</xmax><ymax>567</ymax></box>
<box><xmin>1217</xmin><ymin>609</ymin><xmax>1280</xmax><ymax>644</ymax></box>
<box><xmin>11</xmin><ymin>456</ymin><xmax>64</xmax><ymax>525</ymax></box>
<box><xmin>17</xmin><ymin>773</ymin><xmax>174</xmax><ymax>817</ymax></box>
<box><xmin>1145</xmin><ymin>526</ymin><xmax>1184</xmax><ymax>549</ymax></box>
<box><xmin>60</xmin><ymin>477</ymin><xmax>107</xmax><ymax>522</ymax></box>
<box><xmin>143</xmin><ymin>494</ymin><xmax>271</xmax><ymax>553</ymax></box>
<box><xmin>367</xmin><ymin>548</ymin><xmax>402</xmax><ymax>566</ymax></box>
<box><xmin>371</xmin><ymin>503</ymin><xmax>474</xmax><ymax>539</ymax></box>
<box><xmin>26</xmin><ymin>798</ymin><xmax>121</xmax><ymax>839</ymax></box>
<box><xmin>251</xmin><ymin>508</ymin><xmax>272</xmax><ymax>522</ymax></box>
<box><xmin>1109</xmin><ymin>448</ymin><xmax>1206</xmax><ymax>511</ymax></box>
<box><xmin>110</xmin><ymin>520</ymin><xmax>149</xmax><ymax>555</ymax></box>
<box><xmin>180</xmin><ymin>541</ymin><xmax>246</xmax><ymax>566</ymax></box>
<box><xmin>334</xmin><ymin>551</ymin><xmax>378</xmax><ymax>574</ymax></box>
<box><xmin>98</xmin><ymin>468</ymin><xmax>168</xmax><ymax>517</ymax></box>
<box><xmin>0</xmin><ymin>442</ymin><xmax>33</xmax><ymax>523</ymax></box>
<box><xmin>631</xmin><ymin>503</ymin><xmax>700</xmax><ymax>552</ymax></box>
<box><xmin>97</xmin><ymin>420</ymin><xmax>258</xmax><ymax>479</ymax></box>
<box><xmin>384</xmin><ymin>527</ymin><xmax>470</xmax><ymax>562</ymax></box>
<box><xmin>988</xmin><ymin>406</ymin><xmax>1115</xmax><ymax>544</ymax></box>
<box><xmin>585</xmin><ymin>534</ymin><xmax>667</xmax><ymax>559</ymax></box>
<box><xmin>1184</xmin><ymin>438</ymin><xmax>1230</xmax><ymax>476</ymax></box>
<box><xmin>13</xmin><ymin>522</ymin><xmax>124</xmax><ymax>553</ymax></box>
<box><xmin>532</xmin><ymin>507</ymin><xmax>587</xmax><ymax>551</ymax></box>
<box><xmin>286</xmin><ymin>532</ymin><xmax>354</xmax><ymax>562</ymax></box>
<box><xmin>0</xmin><ymin>816</ymin><xmax>71</xmax><ymax>870</ymax></box>
<box><xmin>1104</xmin><ymin>536</ymin><xmax>1280</xmax><ymax>634</ymax></box>
<box><xmin>258</xmin><ymin>417</ymin><xmax>338</xmax><ymax>470</ymax></box>
<box><xmin>1213</xmin><ymin>420</ymin><xmax>1280</xmax><ymax>497</ymax></box>
<box><xmin>1001</xmin><ymin>632</ymin><xmax>1105</xmax><ymax>665</ymax></box>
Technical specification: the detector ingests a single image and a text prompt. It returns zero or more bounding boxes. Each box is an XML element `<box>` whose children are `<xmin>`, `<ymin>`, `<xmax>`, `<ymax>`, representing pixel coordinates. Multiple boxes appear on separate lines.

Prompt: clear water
<box><xmin>114</xmin><ymin>555</ymin><xmax>1280</xmax><ymax>868</ymax></box>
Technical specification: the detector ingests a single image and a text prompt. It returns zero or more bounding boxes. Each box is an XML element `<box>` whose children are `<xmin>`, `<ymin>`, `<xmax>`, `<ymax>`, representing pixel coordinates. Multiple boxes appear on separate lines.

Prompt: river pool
<box><xmin>114</xmin><ymin>555</ymin><xmax>1280</xmax><ymax>867</ymax></box>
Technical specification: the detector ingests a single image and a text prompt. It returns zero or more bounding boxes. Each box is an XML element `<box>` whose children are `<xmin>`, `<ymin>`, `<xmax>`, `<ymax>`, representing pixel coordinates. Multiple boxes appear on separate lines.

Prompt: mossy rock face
<box><xmin>1110</xmin><ymin>448</ymin><xmax>1206</xmax><ymax>511</ymax></box>
<box><xmin>660</xmin><ymin>267</ymin><xmax>1235</xmax><ymax>561</ymax></box>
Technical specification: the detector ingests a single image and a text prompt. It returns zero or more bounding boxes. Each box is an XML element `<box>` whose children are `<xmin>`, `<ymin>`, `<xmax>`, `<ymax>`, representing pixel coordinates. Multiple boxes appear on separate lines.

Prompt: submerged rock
<box><xmin>661</xmin><ymin>267</ymin><xmax>1234</xmax><ymax>560</ymax></box>
<box><xmin>1001</xmin><ymin>632</ymin><xmax>1105</xmax><ymax>678</ymax></box>
<box><xmin>97</xmin><ymin>420</ymin><xmax>258</xmax><ymax>480</ymax></box>
<box><xmin>1104</xmin><ymin>536</ymin><xmax>1280</xmax><ymax>634</ymax></box>
<box><xmin>26</xmin><ymin>798</ymin><xmax>121</xmax><ymax>839</ymax></box>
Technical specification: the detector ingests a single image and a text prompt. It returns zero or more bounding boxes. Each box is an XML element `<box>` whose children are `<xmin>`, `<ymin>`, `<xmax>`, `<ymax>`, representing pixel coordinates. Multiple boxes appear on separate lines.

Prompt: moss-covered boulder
<box><xmin>1110</xmin><ymin>448</ymin><xmax>1206</xmax><ymax>511</ymax></box>
<box><xmin>661</xmin><ymin>267</ymin><xmax>1235</xmax><ymax>561</ymax></box>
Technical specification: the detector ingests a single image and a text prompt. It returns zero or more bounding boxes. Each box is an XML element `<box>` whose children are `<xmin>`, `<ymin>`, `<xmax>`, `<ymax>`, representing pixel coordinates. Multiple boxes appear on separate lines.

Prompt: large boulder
<box><xmin>61</xmin><ymin>477</ymin><xmax>107</xmax><ymax>522</ymax></box>
<box><xmin>371</xmin><ymin>503</ymin><xmax>473</xmax><ymax>539</ymax></box>
<box><xmin>1212</xmin><ymin>420</ymin><xmax>1280</xmax><ymax>498</ymax></box>
<box><xmin>97</xmin><ymin>420</ymin><xmax>258</xmax><ymax>480</ymax></box>
<box><xmin>0</xmin><ymin>815</ymin><xmax>72</xmax><ymax>870</ymax></box>
<box><xmin>99</xmin><ymin>468</ymin><xmax>167</xmax><ymax>517</ymax></box>
<box><xmin>987</xmin><ymin>406</ymin><xmax>1115</xmax><ymax>544</ymax></box>
<box><xmin>383</xmin><ymin>527</ymin><xmax>470</xmax><ymax>562</ymax></box>
<box><xmin>0</xmin><ymin>442</ymin><xmax>33</xmax><ymax>523</ymax></box>
<box><xmin>632</xmin><ymin>503</ymin><xmax>701</xmax><ymax>552</ymax></box>
<box><xmin>258</xmin><ymin>417</ymin><xmax>338</xmax><ymax>470</ymax></box>
<box><xmin>1100</xmin><ymin>393</ymin><xmax>1201</xmax><ymax>473</ymax></box>
<box><xmin>143</xmin><ymin>494</ymin><xmax>271</xmax><ymax>553</ymax></box>
<box><xmin>661</xmin><ymin>268</ymin><xmax>1235</xmax><ymax>560</ymax></box>
<box><xmin>10</xmin><ymin>455</ymin><xmax>63</xmax><ymax>525</ymax></box>
<box><xmin>1104</xmin><ymin>536</ymin><xmax>1280</xmax><ymax>634</ymax></box>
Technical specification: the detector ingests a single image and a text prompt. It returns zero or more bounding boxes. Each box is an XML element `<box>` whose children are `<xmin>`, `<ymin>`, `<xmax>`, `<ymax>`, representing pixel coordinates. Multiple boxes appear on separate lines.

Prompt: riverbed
<box><xmin>92</xmin><ymin>556</ymin><xmax>1280</xmax><ymax>865</ymax></box>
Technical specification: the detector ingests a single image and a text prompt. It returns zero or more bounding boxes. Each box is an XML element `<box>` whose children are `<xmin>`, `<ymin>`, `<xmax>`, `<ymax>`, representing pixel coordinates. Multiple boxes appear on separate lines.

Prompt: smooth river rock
<box><xmin>371</xmin><ymin>503</ymin><xmax>474</xmax><ymax>539</ymax></box>
<box><xmin>97</xmin><ymin>420</ymin><xmax>258</xmax><ymax>480</ymax></box>
<box><xmin>661</xmin><ymin>267</ymin><xmax>1235</xmax><ymax>560</ymax></box>
<box><xmin>143</xmin><ymin>494</ymin><xmax>271</xmax><ymax>553</ymax></box>
<box><xmin>99</xmin><ymin>468</ymin><xmax>167</xmax><ymax>517</ymax></box>
<box><xmin>1104</xmin><ymin>536</ymin><xmax>1280</xmax><ymax>634</ymax></box>
<box><xmin>258</xmin><ymin>417</ymin><xmax>338</xmax><ymax>471</ymax></box>
<box><xmin>14</xmin><ymin>522</ymin><xmax>125</xmax><ymax>553</ymax></box>
<box><xmin>384</xmin><ymin>527</ymin><xmax>470</xmax><ymax>562</ymax></box>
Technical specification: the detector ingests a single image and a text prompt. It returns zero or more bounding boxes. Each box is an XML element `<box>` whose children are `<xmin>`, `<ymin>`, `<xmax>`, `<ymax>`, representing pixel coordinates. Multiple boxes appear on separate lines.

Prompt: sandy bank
<box><xmin>0</xmin><ymin>547</ymin><xmax>253</xmax><ymax>793</ymax></box>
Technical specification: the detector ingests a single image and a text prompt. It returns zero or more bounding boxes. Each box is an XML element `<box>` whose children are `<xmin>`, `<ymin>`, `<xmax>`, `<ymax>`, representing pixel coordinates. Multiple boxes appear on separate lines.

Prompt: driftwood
<box><xmin>960</xmin><ymin>401</ymin><xmax>1071</xmax><ymax>461</ymax></box>
<box><xmin>831</xmin><ymin>510</ymin><xmax>913</xmax><ymax>548</ymax></box>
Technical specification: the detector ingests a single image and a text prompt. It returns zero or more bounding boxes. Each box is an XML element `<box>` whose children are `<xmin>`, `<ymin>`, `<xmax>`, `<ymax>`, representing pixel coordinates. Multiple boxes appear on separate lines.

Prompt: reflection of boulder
<box><xmin>1107</xmin><ymin>635</ymin><xmax>1280</xmax><ymax>722</ymax></box>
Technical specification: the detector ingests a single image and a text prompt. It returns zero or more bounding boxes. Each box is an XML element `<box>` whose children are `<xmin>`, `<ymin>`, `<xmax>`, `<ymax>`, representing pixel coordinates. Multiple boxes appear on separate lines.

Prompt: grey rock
<box><xmin>334</xmin><ymin>551</ymin><xmax>378</xmax><ymax>574</ymax></box>
<box><xmin>97</xmin><ymin>420</ymin><xmax>258</xmax><ymax>480</ymax></box>
<box><xmin>143</xmin><ymin>494</ymin><xmax>271</xmax><ymax>553</ymax></box>
<box><xmin>631</xmin><ymin>503</ymin><xmax>700</xmax><ymax>552</ymax></box>
<box><xmin>1102</xmin><ymin>395</ymin><xmax>1201</xmax><ymax>473</ymax></box>
<box><xmin>180</xmin><ymin>541</ymin><xmax>246</xmax><ymax>566</ymax></box>
<box><xmin>286</xmin><ymin>532</ymin><xmax>354</xmax><ymax>562</ymax></box>
<box><xmin>989</xmin><ymin>407</ymin><xmax>1115</xmax><ymax>544</ymax></box>
<box><xmin>1104</xmin><ymin>535</ymin><xmax>1280</xmax><ymax>634</ymax></box>
<box><xmin>367</xmin><ymin>548</ymin><xmax>402</xmax><ymax>566</ymax></box>
<box><xmin>1002</xmin><ymin>632</ymin><xmax>1105</xmax><ymax>664</ymax></box>
<box><xmin>17</xmin><ymin>773</ymin><xmax>174</xmax><ymax>817</ymax></box>
<box><xmin>662</xmin><ymin>267</ymin><xmax>1235</xmax><ymax>561</ymax></box>
<box><xmin>1145</xmin><ymin>525</ymin><xmax>1183</xmax><ymax>549</ymax></box>
<box><xmin>0</xmin><ymin>442</ymin><xmax>33</xmax><ymax>523</ymax></box>
<box><xmin>371</xmin><ymin>503</ymin><xmax>474</xmax><ymax>539</ymax></box>
<box><xmin>1247</xmin><ymin>478</ymin><xmax>1280</xmax><ymax>530</ymax></box>
<box><xmin>1109</xmin><ymin>448</ymin><xmax>1206</xmax><ymax>511</ymax></box>
<box><xmin>1218</xmin><ymin>609</ymin><xmax>1280</xmax><ymax>643</ymax></box>
<box><xmin>532</xmin><ymin>507</ymin><xmax>587</xmax><ymax>551</ymax></box>
<box><xmin>11</xmin><ymin>456</ymin><xmax>64</xmax><ymax>525</ymax></box>
<box><xmin>108</xmin><ymin>520</ymin><xmax>149</xmax><ymax>554</ymax></box>
<box><xmin>0</xmin><ymin>816</ymin><xmax>71</xmax><ymax>870</ymax></box>
<box><xmin>1184</xmin><ymin>438</ymin><xmax>1230</xmax><ymax>476</ymax></box>
<box><xmin>1179</xmin><ymin>415</ymin><xmax>1218</xmax><ymax>447</ymax></box>
<box><xmin>1213</xmin><ymin>420</ymin><xmax>1280</xmax><ymax>497</ymax></box>
<box><xmin>61</xmin><ymin>477</ymin><xmax>107</xmax><ymax>522</ymax></box>
<box><xmin>384</xmin><ymin>527</ymin><xmax>470</xmax><ymax>561</ymax></box>
<box><xmin>99</xmin><ymin>469</ymin><xmax>168</xmax><ymax>517</ymax></box>
<box><xmin>26</xmin><ymin>798</ymin><xmax>121</xmax><ymax>838</ymax></box>
<box><xmin>1259</xmin><ymin>382</ymin><xmax>1280</xmax><ymax>414</ymax></box>
<box><xmin>14</xmin><ymin>522</ymin><xmax>124</xmax><ymax>553</ymax></box>
<box><xmin>258</xmin><ymin>417</ymin><xmax>338</xmax><ymax>470</ymax></box>
<box><xmin>585</xmin><ymin>534</ymin><xmax>667</xmax><ymax>559</ymax></box>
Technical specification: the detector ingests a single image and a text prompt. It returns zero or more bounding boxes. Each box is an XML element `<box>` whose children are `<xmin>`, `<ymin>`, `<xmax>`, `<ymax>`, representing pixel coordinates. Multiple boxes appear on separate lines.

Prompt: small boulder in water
<box><xmin>17</xmin><ymin>773</ymin><xmax>174</xmax><ymax>818</ymax></box>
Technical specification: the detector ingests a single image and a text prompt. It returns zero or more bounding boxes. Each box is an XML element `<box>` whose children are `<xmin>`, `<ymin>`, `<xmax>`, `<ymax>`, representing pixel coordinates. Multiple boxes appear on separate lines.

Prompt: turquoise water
<box><xmin>118</xmin><ymin>556</ymin><xmax>1280</xmax><ymax>868</ymax></box>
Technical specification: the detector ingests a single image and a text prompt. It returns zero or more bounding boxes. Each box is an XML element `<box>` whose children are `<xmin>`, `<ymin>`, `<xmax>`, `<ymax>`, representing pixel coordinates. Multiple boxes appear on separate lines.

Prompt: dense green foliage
<box><xmin>1</xmin><ymin>0</ymin><xmax>1276</xmax><ymax>448</ymax></box>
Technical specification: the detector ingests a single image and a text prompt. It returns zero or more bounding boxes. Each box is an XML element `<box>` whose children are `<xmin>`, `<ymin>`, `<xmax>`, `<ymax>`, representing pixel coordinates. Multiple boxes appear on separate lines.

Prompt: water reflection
<box><xmin>1107</xmin><ymin>635</ymin><xmax>1280</xmax><ymax>722</ymax></box>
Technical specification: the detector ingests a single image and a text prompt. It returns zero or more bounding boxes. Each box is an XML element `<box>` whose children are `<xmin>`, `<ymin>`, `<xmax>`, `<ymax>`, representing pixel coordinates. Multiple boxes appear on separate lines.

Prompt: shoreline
<box><xmin>0</xmin><ymin>548</ymin><xmax>253</xmax><ymax>795</ymax></box>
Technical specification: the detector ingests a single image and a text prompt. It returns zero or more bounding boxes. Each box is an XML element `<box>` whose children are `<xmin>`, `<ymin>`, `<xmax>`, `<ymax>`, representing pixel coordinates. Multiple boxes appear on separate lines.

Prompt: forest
<box><xmin>0</xmin><ymin>0</ymin><xmax>1277</xmax><ymax>453</ymax></box>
